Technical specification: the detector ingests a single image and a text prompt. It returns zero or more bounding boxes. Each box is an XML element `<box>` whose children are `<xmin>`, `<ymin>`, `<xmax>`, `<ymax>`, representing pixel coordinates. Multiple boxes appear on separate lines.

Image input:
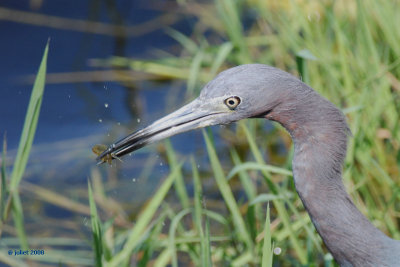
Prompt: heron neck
<box><xmin>273</xmin><ymin>95</ymin><xmax>395</xmax><ymax>266</ymax></box>
<box><xmin>292</xmin><ymin>138</ymin><xmax>392</xmax><ymax>266</ymax></box>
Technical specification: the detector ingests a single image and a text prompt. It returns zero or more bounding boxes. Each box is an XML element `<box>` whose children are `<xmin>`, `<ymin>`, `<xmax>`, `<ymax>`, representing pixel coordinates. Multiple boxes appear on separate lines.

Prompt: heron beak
<box><xmin>96</xmin><ymin>98</ymin><xmax>225</xmax><ymax>163</ymax></box>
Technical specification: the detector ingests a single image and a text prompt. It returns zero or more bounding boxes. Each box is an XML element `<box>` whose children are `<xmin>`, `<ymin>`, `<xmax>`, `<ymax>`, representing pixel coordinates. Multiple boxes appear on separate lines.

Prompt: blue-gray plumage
<box><xmin>98</xmin><ymin>64</ymin><xmax>400</xmax><ymax>266</ymax></box>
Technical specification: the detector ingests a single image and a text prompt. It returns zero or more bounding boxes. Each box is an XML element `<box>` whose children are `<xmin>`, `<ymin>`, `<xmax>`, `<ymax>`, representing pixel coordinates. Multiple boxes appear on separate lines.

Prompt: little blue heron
<box><xmin>97</xmin><ymin>64</ymin><xmax>400</xmax><ymax>266</ymax></box>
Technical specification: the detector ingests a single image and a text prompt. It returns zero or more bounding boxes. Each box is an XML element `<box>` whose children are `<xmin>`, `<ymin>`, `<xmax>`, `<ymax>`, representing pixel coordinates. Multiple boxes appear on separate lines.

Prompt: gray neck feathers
<box><xmin>267</xmin><ymin>84</ymin><xmax>400</xmax><ymax>266</ymax></box>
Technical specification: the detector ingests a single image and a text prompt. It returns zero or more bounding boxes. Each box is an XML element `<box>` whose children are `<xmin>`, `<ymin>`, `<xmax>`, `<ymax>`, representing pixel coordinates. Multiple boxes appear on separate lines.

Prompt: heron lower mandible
<box><xmin>97</xmin><ymin>64</ymin><xmax>400</xmax><ymax>266</ymax></box>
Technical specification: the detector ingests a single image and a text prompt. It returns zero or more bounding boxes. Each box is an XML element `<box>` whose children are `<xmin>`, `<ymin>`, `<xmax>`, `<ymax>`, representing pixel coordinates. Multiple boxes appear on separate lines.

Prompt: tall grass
<box><xmin>2</xmin><ymin>0</ymin><xmax>399</xmax><ymax>266</ymax></box>
<box><xmin>1</xmin><ymin>41</ymin><xmax>49</xmax><ymax>250</ymax></box>
<box><xmin>89</xmin><ymin>0</ymin><xmax>399</xmax><ymax>265</ymax></box>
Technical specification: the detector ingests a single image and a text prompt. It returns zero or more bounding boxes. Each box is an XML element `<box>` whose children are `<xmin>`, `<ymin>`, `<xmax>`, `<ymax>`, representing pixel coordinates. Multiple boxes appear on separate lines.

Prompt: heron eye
<box><xmin>224</xmin><ymin>96</ymin><xmax>241</xmax><ymax>110</ymax></box>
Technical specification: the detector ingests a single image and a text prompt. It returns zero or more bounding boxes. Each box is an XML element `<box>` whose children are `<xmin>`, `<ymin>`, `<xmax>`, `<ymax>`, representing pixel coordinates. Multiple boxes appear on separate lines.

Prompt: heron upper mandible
<box><xmin>97</xmin><ymin>64</ymin><xmax>400</xmax><ymax>266</ymax></box>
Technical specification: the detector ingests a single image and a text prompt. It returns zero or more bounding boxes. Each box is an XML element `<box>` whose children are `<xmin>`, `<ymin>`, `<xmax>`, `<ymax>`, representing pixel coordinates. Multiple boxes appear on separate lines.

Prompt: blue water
<box><xmin>0</xmin><ymin>5</ymin><xmax>233</xmax><ymax>238</ymax></box>
<box><xmin>2</xmin><ymin>1</ymin><xmax>180</xmax><ymax>145</ymax></box>
<box><xmin>0</xmin><ymin>0</ymin><xmax>201</xmax><ymax>185</ymax></box>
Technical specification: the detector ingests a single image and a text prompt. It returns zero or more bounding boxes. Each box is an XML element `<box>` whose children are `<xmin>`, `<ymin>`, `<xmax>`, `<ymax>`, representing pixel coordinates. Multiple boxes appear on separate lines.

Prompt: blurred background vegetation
<box><xmin>1</xmin><ymin>0</ymin><xmax>399</xmax><ymax>266</ymax></box>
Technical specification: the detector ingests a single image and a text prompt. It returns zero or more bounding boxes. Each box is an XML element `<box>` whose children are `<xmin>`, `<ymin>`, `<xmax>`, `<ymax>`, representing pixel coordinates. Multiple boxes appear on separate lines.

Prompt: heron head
<box><xmin>97</xmin><ymin>64</ymin><xmax>300</xmax><ymax>162</ymax></box>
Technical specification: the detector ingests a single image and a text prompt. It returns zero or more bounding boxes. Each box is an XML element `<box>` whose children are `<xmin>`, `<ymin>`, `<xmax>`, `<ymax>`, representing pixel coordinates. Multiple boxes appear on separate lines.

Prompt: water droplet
<box><xmin>104</xmin><ymin>103</ymin><xmax>109</xmax><ymax>108</ymax></box>
<box><xmin>159</xmin><ymin>162</ymin><xmax>163</xmax><ymax>166</ymax></box>
<box><xmin>137</xmin><ymin>118</ymin><xmax>141</xmax><ymax>123</ymax></box>
<box><xmin>117</xmin><ymin>122</ymin><xmax>121</xmax><ymax>126</ymax></box>
<box><xmin>98</xmin><ymin>118</ymin><xmax>103</xmax><ymax>123</ymax></box>
<box><xmin>132</xmin><ymin>178</ymin><xmax>136</xmax><ymax>182</ymax></box>
<box><xmin>273</xmin><ymin>247</ymin><xmax>281</xmax><ymax>255</ymax></box>
<box><xmin>197</xmin><ymin>164</ymin><xmax>200</xmax><ymax>169</ymax></box>
<box><xmin>83</xmin><ymin>217</ymin><xmax>88</xmax><ymax>226</ymax></box>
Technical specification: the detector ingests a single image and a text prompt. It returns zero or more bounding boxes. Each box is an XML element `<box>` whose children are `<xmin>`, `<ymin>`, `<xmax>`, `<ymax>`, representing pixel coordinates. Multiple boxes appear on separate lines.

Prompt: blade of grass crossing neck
<box><xmin>9</xmin><ymin>41</ymin><xmax>49</xmax><ymax>250</ymax></box>
<box><xmin>88</xmin><ymin>181</ymin><xmax>103</xmax><ymax>267</ymax></box>
<box><xmin>107</xmin><ymin>164</ymin><xmax>181</xmax><ymax>267</ymax></box>
<box><xmin>165</xmin><ymin>140</ymin><xmax>189</xmax><ymax>209</ymax></box>
<box><xmin>243</xmin><ymin>121</ymin><xmax>321</xmax><ymax>255</ymax></box>
<box><xmin>202</xmin><ymin>129</ymin><xmax>253</xmax><ymax>251</ymax></box>
<box><xmin>261</xmin><ymin>203</ymin><xmax>273</xmax><ymax>267</ymax></box>
<box><xmin>240</xmin><ymin>122</ymin><xmax>307</xmax><ymax>264</ymax></box>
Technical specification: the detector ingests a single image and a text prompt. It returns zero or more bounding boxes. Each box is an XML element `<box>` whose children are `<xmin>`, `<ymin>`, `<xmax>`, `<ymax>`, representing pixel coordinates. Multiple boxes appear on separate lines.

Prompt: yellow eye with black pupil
<box><xmin>224</xmin><ymin>96</ymin><xmax>241</xmax><ymax>110</ymax></box>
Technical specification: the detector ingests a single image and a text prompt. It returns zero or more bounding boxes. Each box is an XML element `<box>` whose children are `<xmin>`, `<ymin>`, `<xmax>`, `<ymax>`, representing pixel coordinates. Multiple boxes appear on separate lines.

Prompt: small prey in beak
<box><xmin>92</xmin><ymin>144</ymin><xmax>114</xmax><ymax>164</ymax></box>
<box><xmin>96</xmin><ymin>97</ymin><xmax>234</xmax><ymax>164</ymax></box>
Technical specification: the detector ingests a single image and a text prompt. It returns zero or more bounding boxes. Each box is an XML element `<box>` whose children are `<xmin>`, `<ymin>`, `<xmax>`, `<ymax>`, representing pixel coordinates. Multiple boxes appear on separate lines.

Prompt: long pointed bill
<box><xmin>96</xmin><ymin>98</ymin><xmax>227</xmax><ymax>163</ymax></box>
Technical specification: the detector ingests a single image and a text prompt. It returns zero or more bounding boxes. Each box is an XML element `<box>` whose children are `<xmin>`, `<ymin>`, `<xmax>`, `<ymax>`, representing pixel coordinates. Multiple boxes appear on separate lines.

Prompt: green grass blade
<box><xmin>187</xmin><ymin>49</ymin><xmax>205</xmax><ymax>94</ymax></box>
<box><xmin>204</xmin><ymin>211</ymin><xmax>212</xmax><ymax>267</ymax></box>
<box><xmin>229</xmin><ymin>150</ymin><xmax>257</xmax><ymax>198</ymax></box>
<box><xmin>88</xmin><ymin>181</ymin><xmax>103</xmax><ymax>267</ymax></box>
<box><xmin>261</xmin><ymin>203</ymin><xmax>273</xmax><ymax>267</ymax></box>
<box><xmin>249</xmin><ymin>193</ymin><xmax>293</xmax><ymax>206</ymax></box>
<box><xmin>169</xmin><ymin>209</ymin><xmax>191</xmax><ymax>267</ymax></box>
<box><xmin>227</xmin><ymin>161</ymin><xmax>293</xmax><ymax>180</ymax></box>
<box><xmin>8</xmin><ymin>40</ymin><xmax>49</xmax><ymax>250</ymax></box>
<box><xmin>202</xmin><ymin>130</ymin><xmax>253</xmax><ymax>251</ymax></box>
<box><xmin>215</xmin><ymin>0</ymin><xmax>250</xmax><ymax>63</ymax></box>
<box><xmin>107</xmin><ymin>163</ymin><xmax>181</xmax><ymax>267</ymax></box>
<box><xmin>296</xmin><ymin>49</ymin><xmax>317</xmax><ymax>84</ymax></box>
<box><xmin>209</xmin><ymin>42</ymin><xmax>233</xmax><ymax>76</ymax></box>
<box><xmin>10</xmin><ymin>192</ymin><xmax>26</xmax><ymax>248</ymax></box>
<box><xmin>165</xmin><ymin>140</ymin><xmax>189</xmax><ymax>209</ymax></box>
<box><xmin>165</xmin><ymin>27</ymin><xmax>198</xmax><ymax>54</ymax></box>
<box><xmin>191</xmin><ymin>156</ymin><xmax>212</xmax><ymax>267</ymax></box>
<box><xmin>191</xmin><ymin>156</ymin><xmax>203</xmax><ymax>234</ymax></box>
<box><xmin>153</xmin><ymin>248</ymin><xmax>172</xmax><ymax>267</ymax></box>
<box><xmin>9</xmin><ymin>41</ymin><xmax>49</xmax><ymax>190</ymax></box>
<box><xmin>230</xmin><ymin>149</ymin><xmax>259</xmax><ymax>240</ymax></box>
